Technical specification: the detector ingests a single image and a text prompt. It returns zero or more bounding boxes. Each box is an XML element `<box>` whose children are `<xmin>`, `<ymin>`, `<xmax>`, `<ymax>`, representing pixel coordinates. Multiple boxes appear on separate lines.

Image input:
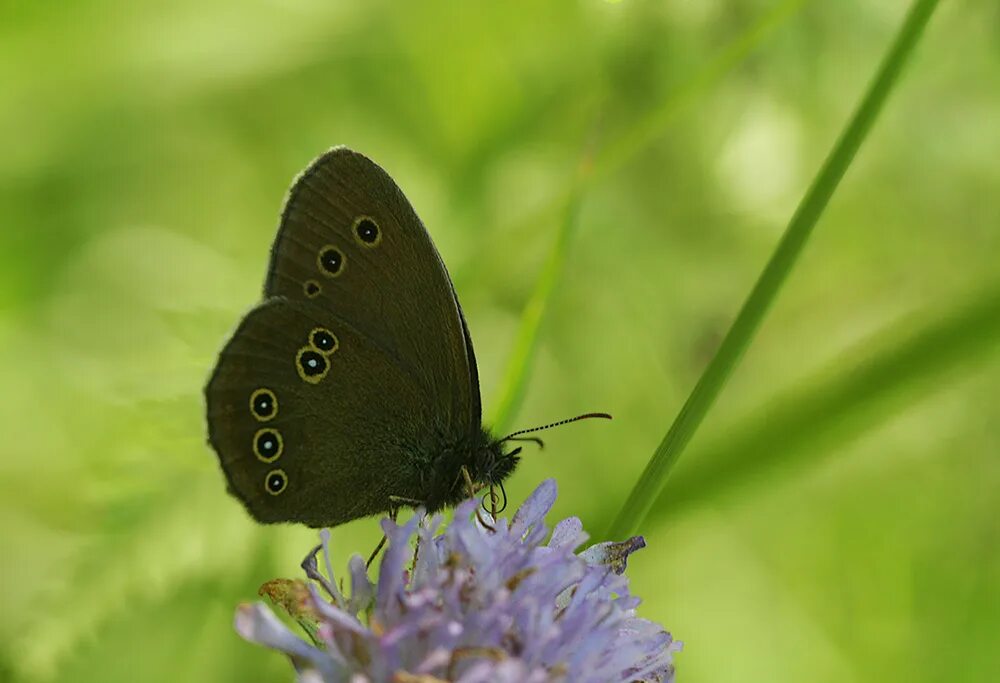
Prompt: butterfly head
<box><xmin>471</xmin><ymin>412</ymin><xmax>613</xmax><ymax>496</ymax></box>
<box><xmin>470</xmin><ymin>434</ymin><xmax>521</xmax><ymax>490</ymax></box>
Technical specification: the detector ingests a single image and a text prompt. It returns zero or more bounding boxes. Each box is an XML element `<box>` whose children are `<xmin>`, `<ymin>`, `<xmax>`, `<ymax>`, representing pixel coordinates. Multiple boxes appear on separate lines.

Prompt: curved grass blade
<box><xmin>653</xmin><ymin>280</ymin><xmax>1000</xmax><ymax>520</ymax></box>
<box><xmin>489</xmin><ymin>157</ymin><xmax>590</xmax><ymax>434</ymax></box>
<box><xmin>488</xmin><ymin>0</ymin><xmax>810</xmax><ymax>432</ymax></box>
<box><xmin>607</xmin><ymin>0</ymin><xmax>942</xmax><ymax>541</ymax></box>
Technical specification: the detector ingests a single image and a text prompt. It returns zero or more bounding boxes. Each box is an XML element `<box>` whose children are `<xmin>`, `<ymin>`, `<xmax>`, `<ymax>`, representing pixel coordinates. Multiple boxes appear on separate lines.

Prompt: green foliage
<box><xmin>1</xmin><ymin>1</ymin><xmax>998</xmax><ymax>682</ymax></box>
<box><xmin>655</xmin><ymin>278</ymin><xmax>1000</xmax><ymax>519</ymax></box>
<box><xmin>489</xmin><ymin>0</ymin><xmax>807</xmax><ymax>434</ymax></box>
<box><xmin>489</xmin><ymin>166</ymin><xmax>588</xmax><ymax>434</ymax></box>
<box><xmin>608</xmin><ymin>0</ymin><xmax>942</xmax><ymax>540</ymax></box>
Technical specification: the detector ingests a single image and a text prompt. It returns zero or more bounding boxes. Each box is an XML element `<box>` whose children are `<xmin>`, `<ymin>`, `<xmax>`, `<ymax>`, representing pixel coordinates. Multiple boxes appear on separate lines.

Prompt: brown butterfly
<box><xmin>205</xmin><ymin>147</ymin><xmax>606</xmax><ymax>528</ymax></box>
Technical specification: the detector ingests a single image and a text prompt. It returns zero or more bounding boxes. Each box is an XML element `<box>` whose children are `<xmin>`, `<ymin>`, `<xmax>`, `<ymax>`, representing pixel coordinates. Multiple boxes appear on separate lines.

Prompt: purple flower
<box><xmin>236</xmin><ymin>480</ymin><xmax>681</xmax><ymax>682</ymax></box>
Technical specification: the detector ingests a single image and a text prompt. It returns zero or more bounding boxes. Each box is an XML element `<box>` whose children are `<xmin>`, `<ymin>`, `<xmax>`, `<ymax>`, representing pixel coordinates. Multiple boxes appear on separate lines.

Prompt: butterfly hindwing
<box><xmin>264</xmin><ymin>147</ymin><xmax>479</xmax><ymax>437</ymax></box>
<box><xmin>205</xmin><ymin>297</ymin><xmax>434</xmax><ymax>527</ymax></box>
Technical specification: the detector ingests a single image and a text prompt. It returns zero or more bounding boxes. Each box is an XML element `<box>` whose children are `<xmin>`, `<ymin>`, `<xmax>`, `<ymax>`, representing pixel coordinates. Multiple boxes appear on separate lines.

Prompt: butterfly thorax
<box><xmin>417</xmin><ymin>425</ymin><xmax>520</xmax><ymax>513</ymax></box>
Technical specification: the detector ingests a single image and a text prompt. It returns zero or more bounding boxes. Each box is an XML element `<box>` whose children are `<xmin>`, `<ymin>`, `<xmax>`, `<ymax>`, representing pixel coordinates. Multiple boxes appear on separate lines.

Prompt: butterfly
<box><xmin>205</xmin><ymin>147</ymin><xmax>607</xmax><ymax>529</ymax></box>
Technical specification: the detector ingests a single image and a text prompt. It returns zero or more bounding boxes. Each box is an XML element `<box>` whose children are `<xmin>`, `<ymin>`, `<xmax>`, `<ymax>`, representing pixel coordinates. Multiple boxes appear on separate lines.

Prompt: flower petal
<box><xmin>510</xmin><ymin>479</ymin><xmax>557</xmax><ymax>537</ymax></box>
<box><xmin>240</xmin><ymin>481</ymin><xmax>678</xmax><ymax>682</ymax></box>
<box><xmin>549</xmin><ymin>516</ymin><xmax>587</xmax><ymax>550</ymax></box>
<box><xmin>579</xmin><ymin>536</ymin><xmax>646</xmax><ymax>574</ymax></box>
<box><xmin>347</xmin><ymin>554</ymin><xmax>374</xmax><ymax>615</ymax></box>
<box><xmin>234</xmin><ymin>602</ymin><xmax>337</xmax><ymax>680</ymax></box>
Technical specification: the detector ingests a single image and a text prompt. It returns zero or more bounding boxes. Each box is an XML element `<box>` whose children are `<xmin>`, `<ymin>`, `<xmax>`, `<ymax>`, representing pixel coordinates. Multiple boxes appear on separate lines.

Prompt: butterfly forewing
<box><xmin>264</xmin><ymin>147</ymin><xmax>478</xmax><ymax>437</ymax></box>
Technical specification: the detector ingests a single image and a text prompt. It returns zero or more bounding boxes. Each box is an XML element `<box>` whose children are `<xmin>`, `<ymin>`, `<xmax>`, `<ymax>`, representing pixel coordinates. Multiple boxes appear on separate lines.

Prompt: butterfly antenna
<box><xmin>501</xmin><ymin>412</ymin><xmax>612</xmax><ymax>445</ymax></box>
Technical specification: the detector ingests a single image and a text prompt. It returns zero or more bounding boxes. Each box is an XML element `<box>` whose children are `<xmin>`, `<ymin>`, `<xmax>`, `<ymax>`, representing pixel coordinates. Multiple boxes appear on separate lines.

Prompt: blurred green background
<box><xmin>1</xmin><ymin>1</ymin><xmax>997</xmax><ymax>681</ymax></box>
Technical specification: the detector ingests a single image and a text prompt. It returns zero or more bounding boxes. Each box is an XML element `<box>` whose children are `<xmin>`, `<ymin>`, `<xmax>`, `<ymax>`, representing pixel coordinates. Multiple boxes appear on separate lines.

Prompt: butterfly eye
<box><xmin>304</xmin><ymin>280</ymin><xmax>322</xmax><ymax>298</ymax></box>
<box><xmin>353</xmin><ymin>216</ymin><xmax>381</xmax><ymax>247</ymax></box>
<box><xmin>265</xmin><ymin>469</ymin><xmax>288</xmax><ymax>495</ymax></box>
<box><xmin>253</xmin><ymin>428</ymin><xmax>284</xmax><ymax>462</ymax></box>
<box><xmin>296</xmin><ymin>346</ymin><xmax>330</xmax><ymax>384</ymax></box>
<box><xmin>317</xmin><ymin>246</ymin><xmax>345</xmax><ymax>277</ymax></box>
<box><xmin>309</xmin><ymin>327</ymin><xmax>339</xmax><ymax>355</ymax></box>
<box><xmin>249</xmin><ymin>388</ymin><xmax>278</xmax><ymax>421</ymax></box>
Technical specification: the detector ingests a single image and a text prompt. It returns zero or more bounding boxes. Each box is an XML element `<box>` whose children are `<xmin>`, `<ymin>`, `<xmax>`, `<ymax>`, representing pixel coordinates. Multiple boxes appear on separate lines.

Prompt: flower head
<box><xmin>236</xmin><ymin>480</ymin><xmax>681</xmax><ymax>682</ymax></box>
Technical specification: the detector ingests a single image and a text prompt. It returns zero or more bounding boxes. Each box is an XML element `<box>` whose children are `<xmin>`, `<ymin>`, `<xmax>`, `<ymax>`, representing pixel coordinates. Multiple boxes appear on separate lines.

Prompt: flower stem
<box><xmin>607</xmin><ymin>0</ymin><xmax>942</xmax><ymax>541</ymax></box>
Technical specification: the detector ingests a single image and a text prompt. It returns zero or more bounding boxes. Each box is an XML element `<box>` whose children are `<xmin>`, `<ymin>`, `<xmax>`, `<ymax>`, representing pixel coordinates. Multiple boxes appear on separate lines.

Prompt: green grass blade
<box><xmin>488</xmin><ymin>1</ymin><xmax>809</xmax><ymax>432</ymax></box>
<box><xmin>489</xmin><ymin>176</ymin><xmax>587</xmax><ymax>433</ymax></box>
<box><xmin>654</xmin><ymin>280</ymin><xmax>1000</xmax><ymax>519</ymax></box>
<box><xmin>606</xmin><ymin>0</ymin><xmax>942</xmax><ymax>541</ymax></box>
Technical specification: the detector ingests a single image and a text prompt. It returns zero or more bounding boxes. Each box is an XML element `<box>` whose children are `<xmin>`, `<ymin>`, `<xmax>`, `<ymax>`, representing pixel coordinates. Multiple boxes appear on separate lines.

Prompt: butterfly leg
<box><xmin>366</xmin><ymin>495</ymin><xmax>426</xmax><ymax>569</ymax></box>
<box><xmin>459</xmin><ymin>466</ymin><xmax>497</xmax><ymax>532</ymax></box>
<box><xmin>365</xmin><ymin>535</ymin><xmax>388</xmax><ymax>570</ymax></box>
<box><xmin>387</xmin><ymin>494</ymin><xmax>425</xmax><ymax>510</ymax></box>
<box><xmin>459</xmin><ymin>466</ymin><xmax>480</xmax><ymax>498</ymax></box>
